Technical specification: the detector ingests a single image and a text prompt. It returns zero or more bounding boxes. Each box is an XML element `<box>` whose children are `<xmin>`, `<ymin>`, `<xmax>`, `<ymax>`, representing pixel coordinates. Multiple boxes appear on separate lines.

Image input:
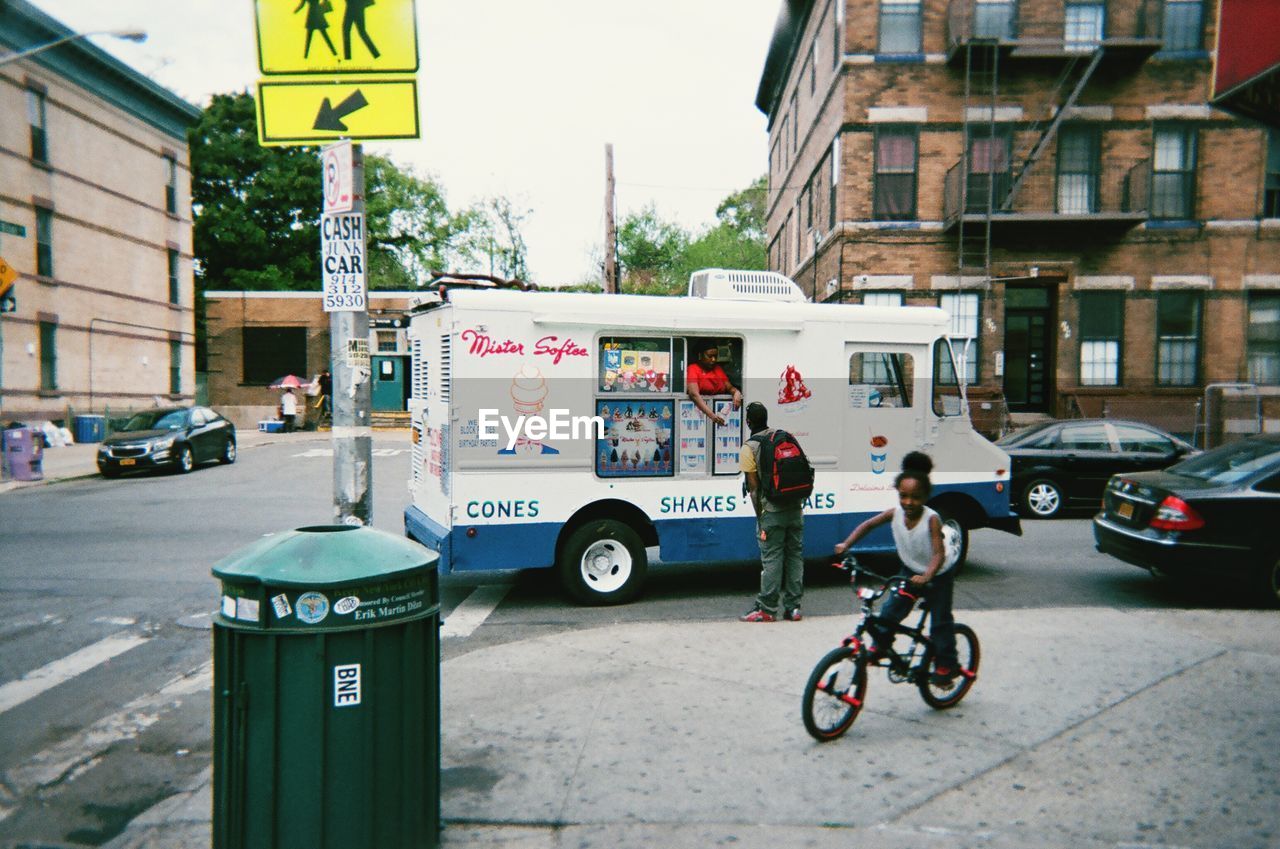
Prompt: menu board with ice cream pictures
<box><xmin>677</xmin><ymin>399</ymin><xmax>708</xmax><ymax>473</ymax></box>
<box><xmin>596</xmin><ymin>400</ymin><xmax>674</xmax><ymax>477</ymax></box>
<box><xmin>711</xmin><ymin>400</ymin><xmax>743</xmax><ymax>475</ymax></box>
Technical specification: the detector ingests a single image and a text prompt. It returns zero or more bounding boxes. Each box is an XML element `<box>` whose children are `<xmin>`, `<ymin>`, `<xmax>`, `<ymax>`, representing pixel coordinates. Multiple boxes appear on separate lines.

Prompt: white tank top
<box><xmin>891</xmin><ymin>505</ymin><xmax>954</xmax><ymax>575</ymax></box>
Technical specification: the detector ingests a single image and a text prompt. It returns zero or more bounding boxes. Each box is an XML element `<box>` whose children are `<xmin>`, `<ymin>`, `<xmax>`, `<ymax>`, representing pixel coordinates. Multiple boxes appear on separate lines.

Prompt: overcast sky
<box><xmin>31</xmin><ymin>0</ymin><xmax>780</xmax><ymax>285</ymax></box>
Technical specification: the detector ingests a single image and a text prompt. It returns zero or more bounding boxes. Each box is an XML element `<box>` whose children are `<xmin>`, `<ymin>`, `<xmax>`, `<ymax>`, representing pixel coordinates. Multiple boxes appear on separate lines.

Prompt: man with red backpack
<box><xmin>738</xmin><ymin>401</ymin><xmax>813</xmax><ymax>622</ymax></box>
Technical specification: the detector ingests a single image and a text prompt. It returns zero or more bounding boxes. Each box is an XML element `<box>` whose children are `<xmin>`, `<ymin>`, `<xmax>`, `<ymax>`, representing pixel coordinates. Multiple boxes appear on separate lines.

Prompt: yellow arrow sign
<box><xmin>0</xmin><ymin>255</ymin><xmax>17</xmax><ymax>296</ymax></box>
<box><xmin>254</xmin><ymin>0</ymin><xmax>418</xmax><ymax>76</ymax></box>
<box><xmin>257</xmin><ymin>79</ymin><xmax>420</xmax><ymax>145</ymax></box>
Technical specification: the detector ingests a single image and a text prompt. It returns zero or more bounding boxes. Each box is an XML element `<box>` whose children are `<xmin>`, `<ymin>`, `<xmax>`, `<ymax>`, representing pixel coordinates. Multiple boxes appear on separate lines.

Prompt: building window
<box><xmin>27</xmin><ymin>88</ymin><xmax>47</xmax><ymax>163</ymax></box>
<box><xmin>833</xmin><ymin>1</ymin><xmax>842</xmax><ymax>67</ymax></box>
<box><xmin>873</xmin><ymin>127</ymin><xmax>918</xmax><ymax>220</ymax></box>
<box><xmin>780</xmin><ymin>117</ymin><xmax>789</xmax><ymax>168</ymax></box>
<box><xmin>35</xmin><ymin>207</ymin><xmax>53</xmax><ymax>278</ymax></box>
<box><xmin>973</xmin><ymin>0</ymin><xmax>1015</xmax><ymax>39</ymax></box>
<box><xmin>242</xmin><ymin>326</ymin><xmax>307</xmax><ymax>385</ymax></box>
<box><xmin>376</xmin><ymin>330</ymin><xmax>399</xmax><ymax>352</ymax></box>
<box><xmin>1162</xmin><ymin>0</ymin><xmax>1203</xmax><ymax>51</ymax></box>
<box><xmin>790</xmin><ymin>92</ymin><xmax>798</xmax><ymax>152</ymax></box>
<box><xmin>1057</xmin><ymin>126</ymin><xmax>1099</xmax><ymax>213</ymax></box>
<box><xmin>829</xmin><ymin>138</ymin><xmax>840</xmax><ymax>229</ymax></box>
<box><xmin>878</xmin><ymin>0</ymin><xmax>922</xmax><ymax>55</ymax></box>
<box><xmin>1064</xmin><ymin>0</ymin><xmax>1105</xmax><ymax>51</ymax></box>
<box><xmin>939</xmin><ymin>292</ymin><xmax>980</xmax><ymax>384</ymax></box>
<box><xmin>165</xmin><ymin>155</ymin><xmax>178</xmax><ymax>214</ymax></box>
<box><xmin>170</xmin><ymin>339</ymin><xmax>182</xmax><ymax>395</ymax></box>
<box><xmin>1247</xmin><ymin>293</ymin><xmax>1280</xmax><ymax>385</ymax></box>
<box><xmin>1156</xmin><ymin>291</ymin><xmax>1201</xmax><ymax>386</ymax></box>
<box><xmin>168</xmin><ymin>249</ymin><xmax>180</xmax><ymax>304</ymax></box>
<box><xmin>810</xmin><ymin>42</ymin><xmax>817</xmax><ymax>94</ymax></box>
<box><xmin>1078</xmin><ymin>291</ymin><xmax>1123</xmax><ymax>385</ymax></box>
<box><xmin>967</xmin><ymin>128</ymin><xmax>1011</xmax><ymax>212</ymax></box>
<box><xmin>39</xmin><ymin>321</ymin><xmax>57</xmax><ymax>390</ymax></box>
<box><xmin>1151</xmin><ymin>126</ymin><xmax>1196</xmax><ymax>220</ymax></box>
<box><xmin>1264</xmin><ymin>131</ymin><xmax>1280</xmax><ymax>219</ymax></box>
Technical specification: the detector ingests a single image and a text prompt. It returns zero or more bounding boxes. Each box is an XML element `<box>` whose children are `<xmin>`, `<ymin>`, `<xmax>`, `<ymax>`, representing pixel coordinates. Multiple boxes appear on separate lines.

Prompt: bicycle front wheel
<box><xmin>801</xmin><ymin>646</ymin><xmax>867</xmax><ymax>741</ymax></box>
<box><xmin>918</xmin><ymin>623</ymin><xmax>980</xmax><ymax>709</ymax></box>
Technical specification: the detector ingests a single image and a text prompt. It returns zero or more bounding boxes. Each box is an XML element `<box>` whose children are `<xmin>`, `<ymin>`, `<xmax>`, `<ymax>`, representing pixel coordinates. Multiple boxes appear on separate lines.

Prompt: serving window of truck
<box><xmin>595</xmin><ymin>335</ymin><xmax>743</xmax><ymax>479</ymax></box>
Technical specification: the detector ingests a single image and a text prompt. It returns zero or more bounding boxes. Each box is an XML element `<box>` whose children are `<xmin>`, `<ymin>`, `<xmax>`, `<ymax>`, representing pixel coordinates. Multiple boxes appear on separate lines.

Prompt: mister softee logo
<box><xmin>460</xmin><ymin>329</ymin><xmax>588</xmax><ymax>365</ymax></box>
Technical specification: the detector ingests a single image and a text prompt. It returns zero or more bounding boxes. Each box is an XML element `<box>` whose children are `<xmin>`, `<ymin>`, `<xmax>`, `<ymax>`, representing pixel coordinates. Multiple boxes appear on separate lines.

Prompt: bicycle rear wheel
<box><xmin>801</xmin><ymin>646</ymin><xmax>867</xmax><ymax>741</ymax></box>
<box><xmin>917</xmin><ymin>623</ymin><xmax>979</xmax><ymax>709</ymax></box>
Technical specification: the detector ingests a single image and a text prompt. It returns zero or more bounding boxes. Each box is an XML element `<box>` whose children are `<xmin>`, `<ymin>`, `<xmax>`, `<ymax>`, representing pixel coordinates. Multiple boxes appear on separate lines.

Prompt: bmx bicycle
<box><xmin>801</xmin><ymin>555</ymin><xmax>980</xmax><ymax>741</ymax></box>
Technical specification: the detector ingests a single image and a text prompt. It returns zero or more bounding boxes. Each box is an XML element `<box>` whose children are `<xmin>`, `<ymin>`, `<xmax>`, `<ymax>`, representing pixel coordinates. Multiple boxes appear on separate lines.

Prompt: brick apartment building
<box><xmin>204</xmin><ymin>291</ymin><xmax>418</xmax><ymax>428</ymax></box>
<box><xmin>0</xmin><ymin>0</ymin><xmax>202</xmax><ymax>424</ymax></box>
<box><xmin>757</xmin><ymin>0</ymin><xmax>1280</xmax><ymax>437</ymax></box>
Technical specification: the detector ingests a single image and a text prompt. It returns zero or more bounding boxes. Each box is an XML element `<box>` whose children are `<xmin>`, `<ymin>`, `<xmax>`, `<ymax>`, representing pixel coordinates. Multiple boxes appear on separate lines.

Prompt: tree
<box><xmin>616</xmin><ymin>204</ymin><xmax>689</xmax><ymax>294</ymax></box>
<box><xmin>188</xmin><ymin>92</ymin><xmax>322</xmax><ymax>293</ymax></box>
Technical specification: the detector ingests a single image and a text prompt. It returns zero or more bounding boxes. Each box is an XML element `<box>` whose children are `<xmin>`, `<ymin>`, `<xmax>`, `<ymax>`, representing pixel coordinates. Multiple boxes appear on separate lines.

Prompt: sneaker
<box><xmin>739</xmin><ymin>607</ymin><xmax>776</xmax><ymax>623</ymax></box>
<box><xmin>783</xmin><ymin>607</ymin><xmax>803</xmax><ymax>622</ymax></box>
<box><xmin>930</xmin><ymin>665</ymin><xmax>959</xmax><ymax>686</ymax></box>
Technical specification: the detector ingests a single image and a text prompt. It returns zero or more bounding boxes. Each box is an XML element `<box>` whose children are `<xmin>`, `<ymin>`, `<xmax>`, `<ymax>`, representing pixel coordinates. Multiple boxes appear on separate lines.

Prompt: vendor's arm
<box><xmin>833</xmin><ymin>508</ymin><xmax>893</xmax><ymax>555</ymax></box>
<box><xmin>687</xmin><ymin>382</ymin><xmax>726</xmax><ymax>426</ymax></box>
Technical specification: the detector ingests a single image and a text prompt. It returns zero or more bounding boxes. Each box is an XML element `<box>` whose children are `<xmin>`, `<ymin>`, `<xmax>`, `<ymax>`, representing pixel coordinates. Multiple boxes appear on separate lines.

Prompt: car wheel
<box><xmin>558</xmin><ymin>519</ymin><xmax>647</xmax><ymax>605</ymax></box>
<box><xmin>1022</xmin><ymin>479</ymin><xmax>1063</xmax><ymax>519</ymax></box>
<box><xmin>219</xmin><ymin>438</ymin><xmax>237</xmax><ymax>465</ymax></box>
<box><xmin>175</xmin><ymin>445</ymin><xmax>194</xmax><ymax>474</ymax></box>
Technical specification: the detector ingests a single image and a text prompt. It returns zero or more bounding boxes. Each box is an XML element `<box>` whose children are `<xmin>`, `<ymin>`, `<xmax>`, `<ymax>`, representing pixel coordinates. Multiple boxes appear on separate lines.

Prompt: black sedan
<box><xmin>96</xmin><ymin>406</ymin><xmax>237</xmax><ymax>477</ymax></box>
<box><xmin>1093</xmin><ymin>435</ymin><xmax>1280</xmax><ymax>606</ymax></box>
<box><xmin>998</xmin><ymin>419</ymin><xmax>1196</xmax><ymax>519</ymax></box>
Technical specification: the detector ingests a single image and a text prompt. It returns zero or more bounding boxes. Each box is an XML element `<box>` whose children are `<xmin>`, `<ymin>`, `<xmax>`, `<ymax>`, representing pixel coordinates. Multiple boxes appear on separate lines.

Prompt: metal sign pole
<box><xmin>329</xmin><ymin>143</ymin><xmax>372</xmax><ymax>525</ymax></box>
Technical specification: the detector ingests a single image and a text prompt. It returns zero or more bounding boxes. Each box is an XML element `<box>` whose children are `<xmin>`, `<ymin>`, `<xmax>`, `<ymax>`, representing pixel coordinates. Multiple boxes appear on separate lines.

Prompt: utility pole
<box><xmin>326</xmin><ymin>142</ymin><xmax>373</xmax><ymax>525</ymax></box>
<box><xmin>604</xmin><ymin>143</ymin><xmax>617</xmax><ymax>294</ymax></box>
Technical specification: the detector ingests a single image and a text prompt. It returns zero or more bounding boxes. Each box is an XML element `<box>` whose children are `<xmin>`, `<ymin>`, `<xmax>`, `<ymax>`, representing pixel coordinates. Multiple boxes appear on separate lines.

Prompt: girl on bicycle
<box><xmin>833</xmin><ymin>451</ymin><xmax>959</xmax><ymax>685</ymax></box>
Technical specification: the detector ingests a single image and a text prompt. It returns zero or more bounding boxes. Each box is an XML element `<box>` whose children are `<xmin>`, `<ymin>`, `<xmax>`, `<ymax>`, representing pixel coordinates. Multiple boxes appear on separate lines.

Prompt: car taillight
<box><xmin>1149</xmin><ymin>496</ymin><xmax>1204</xmax><ymax>531</ymax></box>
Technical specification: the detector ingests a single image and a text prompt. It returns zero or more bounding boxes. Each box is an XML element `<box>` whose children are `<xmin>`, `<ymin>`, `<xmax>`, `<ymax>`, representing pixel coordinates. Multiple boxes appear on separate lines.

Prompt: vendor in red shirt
<box><xmin>686</xmin><ymin>339</ymin><xmax>742</xmax><ymax>426</ymax></box>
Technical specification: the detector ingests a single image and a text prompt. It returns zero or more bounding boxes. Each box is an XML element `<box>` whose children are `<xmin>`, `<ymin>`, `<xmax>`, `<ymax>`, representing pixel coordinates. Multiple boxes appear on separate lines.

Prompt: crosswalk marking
<box><xmin>0</xmin><ymin>634</ymin><xmax>148</xmax><ymax>716</ymax></box>
<box><xmin>0</xmin><ymin>661</ymin><xmax>212</xmax><ymax>823</ymax></box>
<box><xmin>441</xmin><ymin>585</ymin><xmax>511</xmax><ymax>639</ymax></box>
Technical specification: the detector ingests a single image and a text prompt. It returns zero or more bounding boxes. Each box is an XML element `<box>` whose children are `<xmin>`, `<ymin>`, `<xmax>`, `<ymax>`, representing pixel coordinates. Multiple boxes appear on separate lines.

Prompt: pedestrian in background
<box><xmin>280</xmin><ymin>387</ymin><xmax>298</xmax><ymax>433</ymax></box>
<box><xmin>318</xmin><ymin>369</ymin><xmax>333</xmax><ymax>417</ymax></box>
<box><xmin>739</xmin><ymin>401</ymin><xmax>805</xmax><ymax>622</ymax></box>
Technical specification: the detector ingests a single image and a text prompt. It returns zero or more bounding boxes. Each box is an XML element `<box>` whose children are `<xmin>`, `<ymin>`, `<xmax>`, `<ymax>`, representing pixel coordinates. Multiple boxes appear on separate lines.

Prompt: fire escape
<box><xmin>943</xmin><ymin>0</ymin><xmax>1165</xmax><ymax>287</ymax></box>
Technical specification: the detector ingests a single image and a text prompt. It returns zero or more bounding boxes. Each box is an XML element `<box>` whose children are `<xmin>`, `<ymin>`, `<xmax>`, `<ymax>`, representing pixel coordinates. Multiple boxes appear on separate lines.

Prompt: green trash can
<box><xmin>211</xmin><ymin>525</ymin><xmax>440</xmax><ymax>849</ymax></box>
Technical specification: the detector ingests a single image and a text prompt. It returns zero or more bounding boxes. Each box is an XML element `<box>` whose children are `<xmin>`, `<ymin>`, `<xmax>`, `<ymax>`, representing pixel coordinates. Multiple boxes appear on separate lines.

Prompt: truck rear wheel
<box><xmin>558</xmin><ymin>519</ymin><xmax>647</xmax><ymax>605</ymax></box>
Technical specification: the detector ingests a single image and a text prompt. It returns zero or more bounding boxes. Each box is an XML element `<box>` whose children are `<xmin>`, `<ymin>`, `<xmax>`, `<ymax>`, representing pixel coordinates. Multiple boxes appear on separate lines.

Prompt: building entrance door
<box><xmin>371</xmin><ymin>356</ymin><xmax>407</xmax><ymax>411</ymax></box>
<box><xmin>1003</xmin><ymin>285</ymin><xmax>1054</xmax><ymax>413</ymax></box>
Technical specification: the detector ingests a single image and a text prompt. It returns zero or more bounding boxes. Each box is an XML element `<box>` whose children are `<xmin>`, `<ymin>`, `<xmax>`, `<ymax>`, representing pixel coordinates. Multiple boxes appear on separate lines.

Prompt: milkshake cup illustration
<box><xmin>510</xmin><ymin>365</ymin><xmax>548</xmax><ymax>414</ymax></box>
<box><xmin>869</xmin><ymin>433</ymin><xmax>889</xmax><ymax>474</ymax></box>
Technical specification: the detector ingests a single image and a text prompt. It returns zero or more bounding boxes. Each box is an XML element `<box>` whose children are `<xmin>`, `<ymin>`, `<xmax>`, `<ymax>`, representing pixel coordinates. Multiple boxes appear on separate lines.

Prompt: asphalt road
<box><xmin>0</xmin><ymin>435</ymin><xmax>1266</xmax><ymax>846</ymax></box>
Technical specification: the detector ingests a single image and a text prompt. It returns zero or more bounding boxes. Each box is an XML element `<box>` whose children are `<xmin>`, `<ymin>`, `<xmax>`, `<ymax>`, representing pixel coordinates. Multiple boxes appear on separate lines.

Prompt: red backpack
<box><xmin>750</xmin><ymin>429</ymin><xmax>815</xmax><ymax>503</ymax></box>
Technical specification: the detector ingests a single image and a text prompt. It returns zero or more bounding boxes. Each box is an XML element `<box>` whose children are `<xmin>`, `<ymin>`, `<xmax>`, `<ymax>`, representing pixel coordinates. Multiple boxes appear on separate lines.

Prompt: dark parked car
<box><xmin>97</xmin><ymin>406</ymin><xmax>236</xmax><ymax>477</ymax></box>
<box><xmin>1093</xmin><ymin>434</ymin><xmax>1280</xmax><ymax>606</ymax></box>
<box><xmin>998</xmin><ymin>418</ymin><xmax>1197</xmax><ymax>518</ymax></box>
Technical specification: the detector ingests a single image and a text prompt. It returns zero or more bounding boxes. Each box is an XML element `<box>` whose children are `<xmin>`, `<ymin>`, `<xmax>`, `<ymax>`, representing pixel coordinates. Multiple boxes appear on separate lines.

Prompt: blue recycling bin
<box><xmin>73</xmin><ymin>414</ymin><xmax>106</xmax><ymax>443</ymax></box>
<box><xmin>3</xmin><ymin>427</ymin><xmax>43</xmax><ymax>481</ymax></box>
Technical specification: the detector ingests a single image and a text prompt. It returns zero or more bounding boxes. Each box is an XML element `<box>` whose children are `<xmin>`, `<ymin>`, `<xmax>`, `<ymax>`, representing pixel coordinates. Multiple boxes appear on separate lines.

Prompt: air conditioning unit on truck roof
<box><xmin>687</xmin><ymin>268</ymin><xmax>806</xmax><ymax>302</ymax></box>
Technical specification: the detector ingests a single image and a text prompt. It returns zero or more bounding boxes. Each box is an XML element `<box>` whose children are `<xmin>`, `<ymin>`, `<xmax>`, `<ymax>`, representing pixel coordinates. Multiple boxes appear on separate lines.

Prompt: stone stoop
<box><xmin>370</xmin><ymin>410</ymin><xmax>411</xmax><ymax>430</ymax></box>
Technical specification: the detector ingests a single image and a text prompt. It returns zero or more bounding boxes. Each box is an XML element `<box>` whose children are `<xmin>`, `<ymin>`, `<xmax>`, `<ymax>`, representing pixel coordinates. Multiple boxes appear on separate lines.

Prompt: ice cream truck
<box><xmin>404</xmin><ymin>269</ymin><xmax>1020</xmax><ymax>604</ymax></box>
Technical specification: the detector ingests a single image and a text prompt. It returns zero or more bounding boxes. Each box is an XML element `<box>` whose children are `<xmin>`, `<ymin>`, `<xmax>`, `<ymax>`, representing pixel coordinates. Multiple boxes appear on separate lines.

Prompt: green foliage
<box><xmin>614</xmin><ymin>176</ymin><xmax>767</xmax><ymax>296</ymax></box>
<box><xmin>188</xmin><ymin>92</ymin><xmax>322</xmax><ymax>293</ymax></box>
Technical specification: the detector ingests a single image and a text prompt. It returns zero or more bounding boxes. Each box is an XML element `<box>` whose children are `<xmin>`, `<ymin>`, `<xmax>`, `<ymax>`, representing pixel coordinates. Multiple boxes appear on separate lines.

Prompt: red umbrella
<box><xmin>268</xmin><ymin>374</ymin><xmax>312</xmax><ymax>390</ymax></box>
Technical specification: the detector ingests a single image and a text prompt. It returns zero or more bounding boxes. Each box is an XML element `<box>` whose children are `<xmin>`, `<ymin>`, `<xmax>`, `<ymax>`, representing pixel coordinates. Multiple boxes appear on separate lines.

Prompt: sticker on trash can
<box><xmin>296</xmin><ymin>592</ymin><xmax>330</xmax><ymax>624</ymax></box>
<box><xmin>334</xmin><ymin>595</ymin><xmax>360</xmax><ymax>615</ymax></box>
<box><xmin>235</xmin><ymin>597</ymin><xmax>260</xmax><ymax>623</ymax></box>
<box><xmin>270</xmin><ymin>593</ymin><xmax>292</xmax><ymax>619</ymax></box>
<box><xmin>221</xmin><ymin>596</ymin><xmax>236</xmax><ymax>618</ymax></box>
<box><xmin>334</xmin><ymin>663</ymin><xmax>361</xmax><ymax>707</ymax></box>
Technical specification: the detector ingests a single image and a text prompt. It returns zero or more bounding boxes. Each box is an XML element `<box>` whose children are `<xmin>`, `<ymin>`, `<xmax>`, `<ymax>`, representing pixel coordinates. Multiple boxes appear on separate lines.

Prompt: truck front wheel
<box><xmin>558</xmin><ymin>519</ymin><xmax>647</xmax><ymax>605</ymax></box>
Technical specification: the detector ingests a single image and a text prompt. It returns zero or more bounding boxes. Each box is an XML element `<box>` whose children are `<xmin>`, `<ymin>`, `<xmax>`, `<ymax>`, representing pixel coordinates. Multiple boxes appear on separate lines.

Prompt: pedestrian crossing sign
<box><xmin>254</xmin><ymin>0</ymin><xmax>418</xmax><ymax>76</ymax></box>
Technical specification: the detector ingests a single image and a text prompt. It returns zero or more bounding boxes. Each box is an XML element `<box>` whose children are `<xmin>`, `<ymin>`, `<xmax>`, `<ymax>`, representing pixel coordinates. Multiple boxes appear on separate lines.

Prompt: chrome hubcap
<box><xmin>1028</xmin><ymin>484</ymin><xmax>1060</xmax><ymax>516</ymax></box>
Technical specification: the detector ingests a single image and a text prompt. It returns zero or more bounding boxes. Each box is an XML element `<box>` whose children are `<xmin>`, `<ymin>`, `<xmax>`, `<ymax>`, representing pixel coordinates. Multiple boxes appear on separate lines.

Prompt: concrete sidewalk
<box><xmin>103</xmin><ymin>605</ymin><xmax>1280</xmax><ymax>849</ymax></box>
<box><xmin>0</xmin><ymin>427</ymin><xmax>342</xmax><ymax>495</ymax></box>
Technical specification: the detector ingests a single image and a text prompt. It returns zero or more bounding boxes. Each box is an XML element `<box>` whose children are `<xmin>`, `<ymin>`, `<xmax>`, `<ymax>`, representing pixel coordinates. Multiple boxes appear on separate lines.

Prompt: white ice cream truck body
<box><xmin>405</xmin><ymin>270</ymin><xmax>1020</xmax><ymax>604</ymax></box>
